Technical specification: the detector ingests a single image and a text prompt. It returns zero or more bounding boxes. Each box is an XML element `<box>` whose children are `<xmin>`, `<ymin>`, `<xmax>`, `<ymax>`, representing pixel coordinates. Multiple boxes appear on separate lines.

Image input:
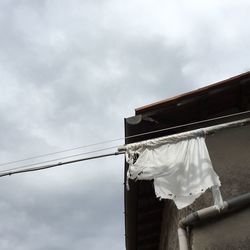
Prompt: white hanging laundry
<box><xmin>125</xmin><ymin>135</ymin><xmax>221</xmax><ymax>209</ymax></box>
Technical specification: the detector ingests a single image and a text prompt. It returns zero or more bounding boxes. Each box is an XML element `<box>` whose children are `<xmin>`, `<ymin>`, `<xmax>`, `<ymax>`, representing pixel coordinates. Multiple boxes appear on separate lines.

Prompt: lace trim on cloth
<box><xmin>126</xmin><ymin>136</ymin><xmax>221</xmax><ymax>209</ymax></box>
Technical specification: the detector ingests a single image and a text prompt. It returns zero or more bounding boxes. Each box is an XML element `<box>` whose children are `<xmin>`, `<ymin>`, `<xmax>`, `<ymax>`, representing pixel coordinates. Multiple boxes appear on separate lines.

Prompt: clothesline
<box><xmin>119</xmin><ymin>117</ymin><xmax>250</xmax><ymax>151</ymax></box>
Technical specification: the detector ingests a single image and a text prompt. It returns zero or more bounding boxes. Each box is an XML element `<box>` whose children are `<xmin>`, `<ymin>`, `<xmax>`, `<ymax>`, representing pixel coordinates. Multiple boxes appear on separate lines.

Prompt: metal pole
<box><xmin>0</xmin><ymin>151</ymin><xmax>124</xmax><ymax>178</ymax></box>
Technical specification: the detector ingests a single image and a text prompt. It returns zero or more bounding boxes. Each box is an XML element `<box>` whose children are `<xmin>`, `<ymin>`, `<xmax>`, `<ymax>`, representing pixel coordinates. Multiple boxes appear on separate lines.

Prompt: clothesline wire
<box><xmin>0</xmin><ymin>151</ymin><xmax>124</xmax><ymax>178</ymax></box>
<box><xmin>0</xmin><ymin>145</ymin><xmax>119</xmax><ymax>174</ymax></box>
<box><xmin>0</xmin><ymin>138</ymin><xmax>124</xmax><ymax>167</ymax></box>
<box><xmin>1</xmin><ymin>110</ymin><xmax>250</xmax><ymax>178</ymax></box>
<box><xmin>125</xmin><ymin>109</ymin><xmax>250</xmax><ymax>140</ymax></box>
<box><xmin>0</xmin><ymin>109</ymin><xmax>249</xmax><ymax>169</ymax></box>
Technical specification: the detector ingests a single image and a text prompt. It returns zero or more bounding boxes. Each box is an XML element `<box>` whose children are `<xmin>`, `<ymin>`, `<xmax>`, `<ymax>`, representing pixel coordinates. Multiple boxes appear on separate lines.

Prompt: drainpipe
<box><xmin>178</xmin><ymin>193</ymin><xmax>250</xmax><ymax>250</ymax></box>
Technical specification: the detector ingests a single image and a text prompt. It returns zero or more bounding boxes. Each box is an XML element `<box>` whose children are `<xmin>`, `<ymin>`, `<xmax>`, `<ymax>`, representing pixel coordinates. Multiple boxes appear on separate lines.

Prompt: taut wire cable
<box><xmin>0</xmin><ymin>109</ymin><xmax>249</xmax><ymax>169</ymax></box>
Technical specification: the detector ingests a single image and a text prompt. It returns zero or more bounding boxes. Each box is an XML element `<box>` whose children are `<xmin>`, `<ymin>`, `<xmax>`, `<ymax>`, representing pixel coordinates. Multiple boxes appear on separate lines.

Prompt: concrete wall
<box><xmin>159</xmin><ymin>125</ymin><xmax>250</xmax><ymax>250</ymax></box>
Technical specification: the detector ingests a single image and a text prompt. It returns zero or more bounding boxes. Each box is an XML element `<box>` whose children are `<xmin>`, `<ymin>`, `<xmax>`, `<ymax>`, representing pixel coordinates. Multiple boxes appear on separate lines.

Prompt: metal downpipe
<box><xmin>177</xmin><ymin>193</ymin><xmax>250</xmax><ymax>250</ymax></box>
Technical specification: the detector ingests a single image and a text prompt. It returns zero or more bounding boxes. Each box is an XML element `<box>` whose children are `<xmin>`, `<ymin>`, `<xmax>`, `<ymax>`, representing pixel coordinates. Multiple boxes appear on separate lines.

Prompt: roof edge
<box><xmin>135</xmin><ymin>71</ymin><xmax>250</xmax><ymax>115</ymax></box>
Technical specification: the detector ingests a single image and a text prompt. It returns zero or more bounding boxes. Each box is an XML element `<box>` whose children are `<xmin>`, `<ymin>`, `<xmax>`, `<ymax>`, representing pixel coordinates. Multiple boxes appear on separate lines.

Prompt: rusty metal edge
<box><xmin>135</xmin><ymin>71</ymin><xmax>250</xmax><ymax>115</ymax></box>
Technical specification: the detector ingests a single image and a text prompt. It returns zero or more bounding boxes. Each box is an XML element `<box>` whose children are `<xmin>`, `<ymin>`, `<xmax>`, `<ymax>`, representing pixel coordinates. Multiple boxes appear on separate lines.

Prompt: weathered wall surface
<box><xmin>159</xmin><ymin>125</ymin><xmax>250</xmax><ymax>250</ymax></box>
<box><xmin>191</xmin><ymin>208</ymin><xmax>250</xmax><ymax>250</ymax></box>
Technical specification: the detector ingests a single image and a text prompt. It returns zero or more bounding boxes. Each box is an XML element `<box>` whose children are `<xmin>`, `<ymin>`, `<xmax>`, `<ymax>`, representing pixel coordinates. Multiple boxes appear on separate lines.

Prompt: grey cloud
<box><xmin>0</xmin><ymin>158</ymin><xmax>124</xmax><ymax>250</ymax></box>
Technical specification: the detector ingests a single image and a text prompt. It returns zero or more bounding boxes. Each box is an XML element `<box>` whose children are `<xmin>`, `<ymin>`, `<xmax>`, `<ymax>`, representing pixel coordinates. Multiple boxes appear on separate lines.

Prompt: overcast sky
<box><xmin>0</xmin><ymin>1</ymin><xmax>249</xmax><ymax>249</ymax></box>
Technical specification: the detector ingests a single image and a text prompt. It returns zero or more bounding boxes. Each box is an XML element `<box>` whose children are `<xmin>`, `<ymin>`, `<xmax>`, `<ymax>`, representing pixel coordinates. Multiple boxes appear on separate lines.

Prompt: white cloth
<box><xmin>126</xmin><ymin>136</ymin><xmax>221</xmax><ymax>209</ymax></box>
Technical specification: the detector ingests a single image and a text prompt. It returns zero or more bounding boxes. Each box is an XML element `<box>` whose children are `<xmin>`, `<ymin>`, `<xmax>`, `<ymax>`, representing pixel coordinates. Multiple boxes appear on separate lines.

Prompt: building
<box><xmin>124</xmin><ymin>71</ymin><xmax>250</xmax><ymax>250</ymax></box>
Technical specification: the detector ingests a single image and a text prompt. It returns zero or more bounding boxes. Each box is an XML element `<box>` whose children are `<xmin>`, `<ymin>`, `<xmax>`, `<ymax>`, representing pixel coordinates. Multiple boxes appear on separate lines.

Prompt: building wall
<box><xmin>159</xmin><ymin>124</ymin><xmax>250</xmax><ymax>250</ymax></box>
